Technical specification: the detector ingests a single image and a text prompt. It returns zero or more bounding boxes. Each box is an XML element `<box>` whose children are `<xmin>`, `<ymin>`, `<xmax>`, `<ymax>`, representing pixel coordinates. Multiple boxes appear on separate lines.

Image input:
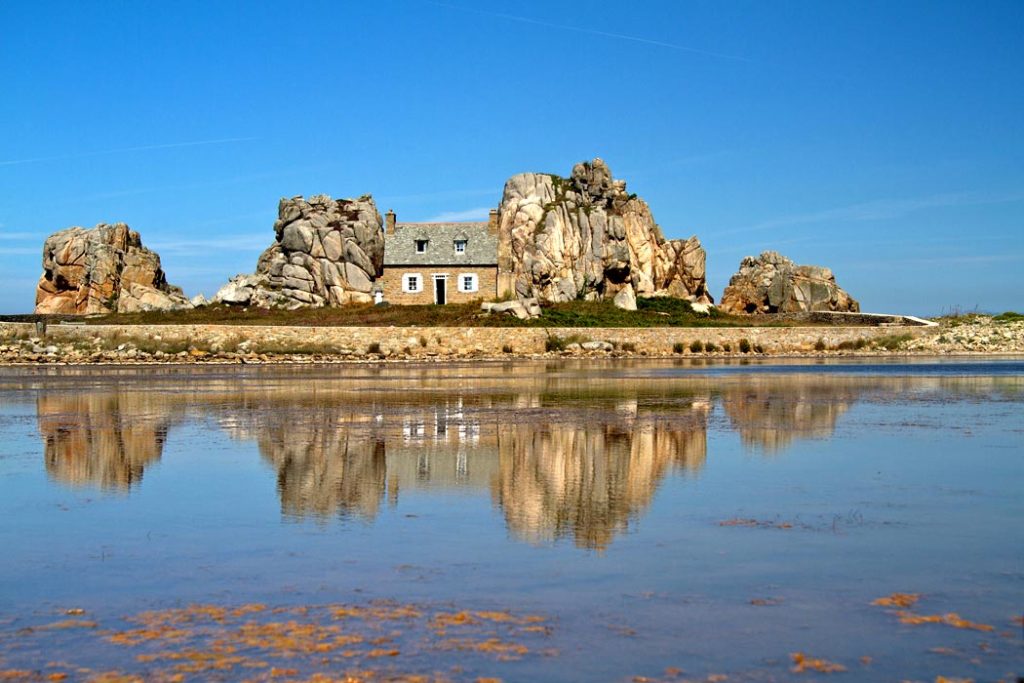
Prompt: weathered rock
<box><xmin>496</xmin><ymin>158</ymin><xmax>711</xmax><ymax>305</ymax></box>
<box><xmin>690</xmin><ymin>302</ymin><xmax>713</xmax><ymax>315</ymax></box>
<box><xmin>213</xmin><ymin>274</ymin><xmax>261</xmax><ymax>306</ymax></box>
<box><xmin>613</xmin><ymin>284</ymin><xmax>637</xmax><ymax>311</ymax></box>
<box><xmin>482</xmin><ymin>296</ymin><xmax>541</xmax><ymax>320</ymax></box>
<box><xmin>214</xmin><ymin>194</ymin><xmax>384</xmax><ymax>308</ymax></box>
<box><xmin>34</xmin><ymin>223</ymin><xmax>191</xmax><ymax>315</ymax></box>
<box><xmin>488</xmin><ymin>300</ymin><xmax>532</xmax><ymax>320</ymax></box>
<box><xmin>719</xmin><ymin>251</ymin><xmax>859</xmax><ymax>315</ymax></box>
<box><xmin>522</xmin><ymin>297</ymin><xmax>542</xmax><ymax>317</ymax></box>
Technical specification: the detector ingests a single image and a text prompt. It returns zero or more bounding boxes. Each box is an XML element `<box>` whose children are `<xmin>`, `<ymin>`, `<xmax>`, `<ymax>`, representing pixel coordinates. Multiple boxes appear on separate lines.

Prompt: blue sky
<box><xmin>1</xmin><ymin>0</ymin><xmax>1021</xmax><ymax>315</ymax></box>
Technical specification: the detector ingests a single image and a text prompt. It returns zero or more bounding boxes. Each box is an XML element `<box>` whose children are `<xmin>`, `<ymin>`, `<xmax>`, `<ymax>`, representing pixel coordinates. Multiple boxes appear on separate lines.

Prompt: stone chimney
<box><xmin>488</xmin><ymin>208</ymin><xmax>499</xmax><ymax>235</ymax></box>
<box><xmin>385</xmin><ymin>209</ymin><xmax>396</xmax><ymax>235</ymax></box>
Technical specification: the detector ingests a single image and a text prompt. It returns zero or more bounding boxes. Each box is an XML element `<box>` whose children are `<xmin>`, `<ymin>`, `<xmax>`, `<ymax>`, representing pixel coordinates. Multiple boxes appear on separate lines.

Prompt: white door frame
<box><xmin>432</xmin><ymin>274</ymin><xmax>448</xmax><ymax>305</ymax></box>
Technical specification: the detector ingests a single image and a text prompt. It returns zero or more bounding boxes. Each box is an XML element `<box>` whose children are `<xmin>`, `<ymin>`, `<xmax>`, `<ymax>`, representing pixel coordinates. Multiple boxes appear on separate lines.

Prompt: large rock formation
<box><xmin>213</xmin><ymin>194</ymin><xmax>384</xmax><ymax>308</ymax></box>
<box><xmin>719</xmin><ymin>251</ymin><xmax>859</xmax><ymax>315</ymax></box>
<box><xmin>34</xmin><ymin>223</ymin><xmax>191</xmax><ymax>315</ymax></box>
<box><xmin>496</xmin><ymin>158</ymin><xmax>710</xmax><ymax>304</ymax></box>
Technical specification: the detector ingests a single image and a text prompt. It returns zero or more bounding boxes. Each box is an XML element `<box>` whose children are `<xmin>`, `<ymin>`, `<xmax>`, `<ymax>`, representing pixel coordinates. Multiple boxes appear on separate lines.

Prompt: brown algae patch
<box><xmin>0</xmin><ymin>601</ymin><xmax>553</xmax><ymax>681</ymax></box>
<box><xmin>790</xmin><ymin>652</ymin><xmax>847</xmax><ymax>673</ymax></box>
<box><xmin>871</xmin><ymin>593</ymin><xmax>994</xmax><ymax>632</ymax></box>
<box><xmin>871</xmin><ymin>592</ymin><xmax>920</xmax><ymax>609</ymax></box>
<box><xmin>895</xmin><ymin>612</ymin><xmax>994</xmax><ymax>632</ymax></box>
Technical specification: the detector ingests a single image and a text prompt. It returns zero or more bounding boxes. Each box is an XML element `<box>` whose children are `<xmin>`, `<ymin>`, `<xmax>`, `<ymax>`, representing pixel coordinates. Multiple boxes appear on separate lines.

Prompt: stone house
<box><xmin>378</xmin><ymin>209</ymin><xmax>502</xmax><ymax>305</ymax></box>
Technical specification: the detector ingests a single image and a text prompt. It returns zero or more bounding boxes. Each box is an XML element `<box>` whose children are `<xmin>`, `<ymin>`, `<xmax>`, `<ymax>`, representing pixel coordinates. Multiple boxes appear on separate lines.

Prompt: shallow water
<box><xmin>0</xmin><ymin>359</ymin><xmax>1021</xmax><ymax>682</ymax></box>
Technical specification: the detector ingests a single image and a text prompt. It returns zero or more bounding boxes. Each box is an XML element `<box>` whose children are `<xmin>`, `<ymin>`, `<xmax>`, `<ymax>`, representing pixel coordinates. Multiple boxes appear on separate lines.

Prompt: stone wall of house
<box><xmin>6</xmin><ymin>321</ymin><xmax>938</xmax><ymax>358</ymax></box>
<box><xmin>380</xmin><ymin>266</ymin><xmax>498</xmax><ymax>305</ymax></box>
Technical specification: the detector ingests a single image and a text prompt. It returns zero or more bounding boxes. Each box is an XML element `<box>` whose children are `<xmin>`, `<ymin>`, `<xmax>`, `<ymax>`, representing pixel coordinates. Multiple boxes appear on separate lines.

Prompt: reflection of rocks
<box><xmin>720</xmin><ymin>379</ymin><xmax>854</xmax><ymax>453</ymax></box>
<box><xmin>32</xmin><ymin>367</ymin><xmax>956</xmax><ymax>547</ymax></box>
<box><xmin>262</xmin><ymin>433</ymin><xmax>386</xmax><ymax>521</ymax></box>
<box><xmin>38</xmin><ymin>394</ymin><xmax>171</xmax><ymax>490</ymax></box>
<box><xmin>255</xmin><ymin>409</ymin><xmax>387</xmax><ymax>520</ymax></box>
<box><xmin>492</xmin><ymin>412</ymin><xmax>708</xmax><ymax>550</ymax></box>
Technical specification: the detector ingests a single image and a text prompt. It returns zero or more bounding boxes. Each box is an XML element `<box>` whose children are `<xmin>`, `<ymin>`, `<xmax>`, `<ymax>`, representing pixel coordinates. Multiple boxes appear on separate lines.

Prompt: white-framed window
<box><xmin>415</xmin><ymin>239</ymin><xmax>428</xmax><ymax>253</ymax></box>
<box><xmin>454</xmin><ymin>239</ymin><xmax>467</xmax><ymax>254</ymax></box>
<box><xmin>458</xmin><ymin>273</ymin><xmax>478</xmax><ymax>293</ymax></box>
<box><xmin>403</xmin><ymin>273</ymin><xmax>423</xmax><ymax>293</ymax></box>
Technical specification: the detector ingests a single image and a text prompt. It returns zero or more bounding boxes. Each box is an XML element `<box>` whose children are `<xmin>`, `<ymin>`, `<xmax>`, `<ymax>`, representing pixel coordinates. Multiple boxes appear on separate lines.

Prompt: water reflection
<box><xmin>23</xmin><ymin>364</ymin><xmax>1021</xmax><ymax>547</ymax></box>
<box><xmin>720</xmin><ymin>376</ymin><xmax>855</xmax><ymax>453</ymax></box>
<box><xmin>38</xmin><ymin>394</ymin><xmax>175</xmax><ymax>490</ymax></box>
<box><xmin>494</xmin><ymin>406</ymin><xmax>708</xmax><ymax>549</ymax></box>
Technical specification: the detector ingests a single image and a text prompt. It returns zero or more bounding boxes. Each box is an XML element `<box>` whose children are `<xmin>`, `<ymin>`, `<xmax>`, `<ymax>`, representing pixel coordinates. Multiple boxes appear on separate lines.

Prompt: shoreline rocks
<box><xmin>720</xmin><ymin>251</ymin><xmax>859</xmax><ymax>315</ymax></box>
<box><xmin>34</xmin><ymin>223</ymin><xmax>191</xmax><ymax>315</ymax></box>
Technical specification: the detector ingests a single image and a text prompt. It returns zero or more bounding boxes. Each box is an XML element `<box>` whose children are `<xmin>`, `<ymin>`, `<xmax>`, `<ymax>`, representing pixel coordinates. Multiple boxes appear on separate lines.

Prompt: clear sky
<box><xmin>1</xmin><ymin>0</ymin><xmax>1021</xmax><ymax>315</ymax></box>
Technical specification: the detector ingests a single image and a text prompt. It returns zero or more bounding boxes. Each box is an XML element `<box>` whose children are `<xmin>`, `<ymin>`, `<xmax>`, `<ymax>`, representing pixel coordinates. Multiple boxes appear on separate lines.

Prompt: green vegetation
<box><xmin>704</xmin><ymin>341</ymin><xmax>718</xmax><ymax>352</ymax></box>
<box><xmin>993</xmin><ymin>311</ymin><xmax>1024</xmax><ymax>323</ymax></box>
<box><xmin>738</xmin><ymin>338</ymin><xmax>752</xmax><ymax>353</ymax></box>
<box><xmin>544</xmin><ymin>333</ymin><xmax>590</xmax><ymax>352</ymax></box>
<box><xmin>872</xmin><ymin>333</ymin><xmax>913</xmax><ymax>351</ymax></box>
<box><xmin>4</xmin><ymin>298</ymin><xmax>871</xmax><ymax>331</ymax></box>
<box><xmin>814</xmin><ymin>338</ymin><xmax>827</xmax><ymax>351</ymax></box>
<box><xmin>689</xmin><ymin>340</ymin><xmax>704</xmax><ymax>353</ymax></box>
<box><xmin>837</xmin><ymin>338</ymin><xmax>869</xmax><ymax>351</ymax></box>
<box><xmin>672</xmin><ymin>342</ymin><xmax>685</xmax><ymax>354</ymax></box>
<box><xmin>44</xmin><ymin>297</ymin><xmax>800</xmax><ymax>329</ymax></box>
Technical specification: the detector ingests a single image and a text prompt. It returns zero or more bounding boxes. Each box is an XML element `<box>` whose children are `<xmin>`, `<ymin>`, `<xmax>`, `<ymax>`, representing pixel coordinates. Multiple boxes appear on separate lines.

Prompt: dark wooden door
<box><xmin>434</xmin><ymin>277</ymin><xmax>446</xmax><ymax>305</ymax></box>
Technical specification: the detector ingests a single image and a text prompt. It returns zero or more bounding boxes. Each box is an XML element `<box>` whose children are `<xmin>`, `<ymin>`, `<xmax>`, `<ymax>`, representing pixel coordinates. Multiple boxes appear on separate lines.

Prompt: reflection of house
<box><xmin>378</xmin><ymin>210</ymin><xmax>500</xmax><ymax>305</ymax></box>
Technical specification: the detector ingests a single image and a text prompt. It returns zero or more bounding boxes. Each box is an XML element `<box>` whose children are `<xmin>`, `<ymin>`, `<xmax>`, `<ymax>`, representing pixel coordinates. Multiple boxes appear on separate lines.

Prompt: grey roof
<box><xmin>383</xmin><ymin>222</ymin><xmax>497</xmax><ymax>266</ymax></box>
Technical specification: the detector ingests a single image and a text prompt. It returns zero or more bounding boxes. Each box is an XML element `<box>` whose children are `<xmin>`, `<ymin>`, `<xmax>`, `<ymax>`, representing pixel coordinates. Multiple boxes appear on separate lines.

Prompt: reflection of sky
<box><xmin>0</xmin><ymin>362</ymin><xmax>1021</xmax><ymax>681</ymax></box>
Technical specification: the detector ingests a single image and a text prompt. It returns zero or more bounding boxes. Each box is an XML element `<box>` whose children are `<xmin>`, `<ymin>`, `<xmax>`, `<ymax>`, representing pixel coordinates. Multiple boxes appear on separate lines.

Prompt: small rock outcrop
<box><xmin>481</xmin><ymin>297</ymin><xmax>542</xmax><ymax>320</ymax></box>
<box><xmin>719</xmin><ymin>251</ymin><xmax>859</xmax><ymax>315</ymax></box>
<box><xmin>214</xmin><ymin>194</ymin><xmax>384</xmax><ymax>308</ymax></box>
<box><xmin>496</xmin><ymin>158</ymin><xmax>710</xmax><ymax>305</ymax></box>
<box><xmin>35</xmin><ymin>223</ymin><xmax>191</xmax><ymax>315</ymax></box>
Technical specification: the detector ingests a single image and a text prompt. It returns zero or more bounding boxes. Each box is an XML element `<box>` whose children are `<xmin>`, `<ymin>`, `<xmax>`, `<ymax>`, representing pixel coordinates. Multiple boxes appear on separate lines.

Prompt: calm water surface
<box><xmin>0</xmin><ymin>359</ymin><xmax>1021</xmax><ymax>681</ymax></box>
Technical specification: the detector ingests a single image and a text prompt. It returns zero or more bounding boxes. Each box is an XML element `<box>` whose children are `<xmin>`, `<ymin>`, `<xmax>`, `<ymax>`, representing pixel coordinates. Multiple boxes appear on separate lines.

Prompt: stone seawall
<box><xmin>0</xmin><ymin>321</ymin><xmax>939</xmax><ymax>359</ymax></box>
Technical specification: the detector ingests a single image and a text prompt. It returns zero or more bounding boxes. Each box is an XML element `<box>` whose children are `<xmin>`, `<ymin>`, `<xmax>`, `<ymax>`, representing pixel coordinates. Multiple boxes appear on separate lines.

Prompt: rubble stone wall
<box><xmin>5</xmin><ymin>322</ymin><xmax>938</xmax><ymax>358</ymax></box>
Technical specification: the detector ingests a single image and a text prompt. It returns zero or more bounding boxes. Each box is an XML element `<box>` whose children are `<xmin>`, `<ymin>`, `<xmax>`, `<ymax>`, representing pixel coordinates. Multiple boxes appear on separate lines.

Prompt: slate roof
<box><xmin>383</xmin><ymin>222</ymin><xmax>497</xmax><ymax>266</ymax></box>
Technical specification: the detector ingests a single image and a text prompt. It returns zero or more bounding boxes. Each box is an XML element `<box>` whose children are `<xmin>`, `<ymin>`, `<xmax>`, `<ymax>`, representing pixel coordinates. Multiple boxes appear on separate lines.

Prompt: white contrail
<box><xmin>0</xmin><ymin>231</ymin><xmax>38</xmax><ymax>241</ymax></box>
<box><xmin>0</xmin><ymin>136</ymin><xmax>258</xmax><ymax>167</ymax></box>
<box><xmin>424</xmin><ymin>1</ymin><xmax>750</xmax><ymax>62</ymax></box>
<box><xmin>717</xmin><ymin>189</ymin><xmax>1024</xmax><ymax>236</ymax></box>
